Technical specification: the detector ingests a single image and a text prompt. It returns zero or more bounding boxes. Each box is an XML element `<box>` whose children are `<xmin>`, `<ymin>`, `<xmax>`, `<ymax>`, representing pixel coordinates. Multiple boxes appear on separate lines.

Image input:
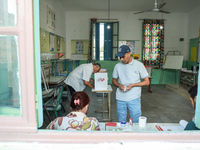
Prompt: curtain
<box><xmin>142</xmin><ymin>19</ymin><xmax>164</xmax><ymax>69</ymax></box>
<box><xmin>88</xmin><ymin>18</ymin><xmax>97</xmax><ymax>62</ymax></box>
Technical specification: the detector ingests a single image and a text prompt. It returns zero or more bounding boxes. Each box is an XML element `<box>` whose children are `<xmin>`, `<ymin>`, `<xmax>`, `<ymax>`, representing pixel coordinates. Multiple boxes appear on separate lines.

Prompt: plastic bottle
<box><xmin>193</xmin><ymin>65</ymin><xmax>197</xmax><ymax>73</ymax></box>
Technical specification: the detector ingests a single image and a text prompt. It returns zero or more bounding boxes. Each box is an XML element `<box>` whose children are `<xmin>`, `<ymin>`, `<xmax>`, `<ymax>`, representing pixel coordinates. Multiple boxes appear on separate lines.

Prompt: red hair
<box><xmin>70</xmin><ymin>92</ymin><xmax>90</xmax><ymax>111</ymax></box>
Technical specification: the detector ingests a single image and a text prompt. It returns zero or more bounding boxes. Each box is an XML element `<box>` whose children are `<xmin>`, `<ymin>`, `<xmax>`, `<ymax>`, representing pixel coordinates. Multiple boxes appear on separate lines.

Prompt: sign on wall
<box><xmin>47</xmin><ymin>5</ymin><xmax>55</xmax><ymax>30</ymax></box>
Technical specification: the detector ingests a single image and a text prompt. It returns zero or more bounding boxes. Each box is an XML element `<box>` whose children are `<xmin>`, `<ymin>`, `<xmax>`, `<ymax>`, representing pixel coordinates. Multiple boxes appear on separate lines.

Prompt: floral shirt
<box><xmin>46</xmin><ymin>112</ymin><xmax>100</xmax><ymax>131</ymax></box>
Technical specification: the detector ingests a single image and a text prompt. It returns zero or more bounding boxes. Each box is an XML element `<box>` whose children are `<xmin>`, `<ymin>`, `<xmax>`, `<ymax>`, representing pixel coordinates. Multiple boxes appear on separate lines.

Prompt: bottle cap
<box><xmin>120</xmin><ymin>121</ymin><xmax>126</xmax><ymax>127</ymax></box>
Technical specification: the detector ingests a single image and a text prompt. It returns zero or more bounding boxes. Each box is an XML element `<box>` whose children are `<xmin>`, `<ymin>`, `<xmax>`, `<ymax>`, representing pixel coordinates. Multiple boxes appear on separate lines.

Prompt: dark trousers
<box><xmin>67</xmin><ymin>85</ymin><xmax>76</xmax><ymax>96</ymax></box>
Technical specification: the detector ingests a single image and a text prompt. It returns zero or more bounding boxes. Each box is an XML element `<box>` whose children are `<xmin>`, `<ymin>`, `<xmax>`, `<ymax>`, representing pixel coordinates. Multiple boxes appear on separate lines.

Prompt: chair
<box><xmin>43</xmin><ymin>86</ymin><xmax>64</xmax><ymax>121</ymax></box>
<box><xmin>41</xmin><ymin>63</ymin><xmax>54</xmax><ymax>95</ymax></box>
<box><xmin>62</xmin><ymin>85</ymin><xmax>71</xmax><ymax>102</ymax></box>
<box><xmin>69</xmin><ymin>60</ymin><xmax>74</xmax><ymax>74</ymax></box>
<box><xmin>54</xmin><ymin>59</ymin><xmax>68</xmax><ymax>77</ymax></box>
<box><xmin>75</xmin><ymin>60</ymin><xmax>80</xmax><ymax>67</ymax></box>
<box><xmin>145</xmin><ymin>66</ymin><xmax>153</xmax><ymax>93</ymax></box>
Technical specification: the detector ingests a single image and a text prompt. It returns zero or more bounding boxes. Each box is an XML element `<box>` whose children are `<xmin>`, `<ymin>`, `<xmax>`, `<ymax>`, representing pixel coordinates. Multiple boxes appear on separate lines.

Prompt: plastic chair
<box><xmin>54</xmin><ymin>59</ymin><xmax>68</xmax><ymax>77</ymax></box>
<box><xmin>62</xmin><ymin>85</ymin><xmax>71</xmax><ymax>102</ymax></box>
<box><xmin>69</xmin><ymin>60</ymin><xmax>74</xmax><ymax>74</ymax></box>
<box><xmin>75</xmin><ymin>60</ymin><xmax>80</xmax><ymax>67</ymax></box>
<box><xmin>43</xmin><ymin>86</ymin><xmax>64</xmax><ymax>121</ymax></box>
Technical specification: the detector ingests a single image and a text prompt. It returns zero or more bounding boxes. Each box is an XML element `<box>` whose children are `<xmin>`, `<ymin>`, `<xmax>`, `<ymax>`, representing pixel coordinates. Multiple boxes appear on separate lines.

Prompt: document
<box><xmin>159</xmin><ymin>120</ymin><xmax>188</xmax><ymax>131</ymax></box>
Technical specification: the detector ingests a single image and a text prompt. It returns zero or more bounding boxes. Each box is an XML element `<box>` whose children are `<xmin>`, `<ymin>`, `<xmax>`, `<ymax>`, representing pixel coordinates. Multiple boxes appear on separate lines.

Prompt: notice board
<box><xmin>163</xmin><ymin>55</ymin><xmax>184</xmax><ymax>69</ymax></box>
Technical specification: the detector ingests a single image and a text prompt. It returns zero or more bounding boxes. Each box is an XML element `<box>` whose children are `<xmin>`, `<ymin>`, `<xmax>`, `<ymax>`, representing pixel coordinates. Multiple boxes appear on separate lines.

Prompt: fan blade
<box><xmin>134</xmin><ymin>10</ymin><xmax>151</xmax><ymax>14</ymax></box>
<box><xmin>158</xmin><ymin>3</ymin><xmax>166</xmax><ymax>9</ymax></box>
<box><xmin>159</xmin><ymin>10</ymin><xmax>171</xmax><ymax>14</ymax></box>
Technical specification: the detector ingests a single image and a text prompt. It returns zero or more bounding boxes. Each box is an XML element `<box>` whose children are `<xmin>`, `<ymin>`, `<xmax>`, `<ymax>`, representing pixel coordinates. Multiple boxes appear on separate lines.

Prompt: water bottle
<box><xmin>193</xmin><ymin>65</ymin><xmax>197</xmax><ymax>73</ymax></box>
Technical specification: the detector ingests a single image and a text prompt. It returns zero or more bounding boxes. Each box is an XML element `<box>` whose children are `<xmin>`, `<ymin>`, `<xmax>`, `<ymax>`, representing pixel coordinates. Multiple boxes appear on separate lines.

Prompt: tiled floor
<box><xmin>39</xmin><ymin>84</ymin><xmax>194</xmax><ymax>129</ymax></box>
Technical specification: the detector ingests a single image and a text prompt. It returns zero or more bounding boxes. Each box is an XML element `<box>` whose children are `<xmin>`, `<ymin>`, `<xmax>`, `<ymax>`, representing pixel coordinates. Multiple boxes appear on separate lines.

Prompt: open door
<box><xmin>112</xmin><ymin>21</ymin><xmax>119</xmax><ymax>60</ymax></box>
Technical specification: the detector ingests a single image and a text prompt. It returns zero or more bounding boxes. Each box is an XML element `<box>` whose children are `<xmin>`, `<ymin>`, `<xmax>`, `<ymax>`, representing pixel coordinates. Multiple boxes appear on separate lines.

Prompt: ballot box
<box><xmin>94</xmin><ymin>69</ymin><xmax>108</xmax><ymax>90</ymax></box>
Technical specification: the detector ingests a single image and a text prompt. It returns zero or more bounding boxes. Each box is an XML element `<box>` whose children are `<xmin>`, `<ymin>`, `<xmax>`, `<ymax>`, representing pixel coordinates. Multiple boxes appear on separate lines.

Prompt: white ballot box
<box><xmin>94</xmin><ymin>69</ymin><xmax>108</xmax><ymax>90</ymax></box>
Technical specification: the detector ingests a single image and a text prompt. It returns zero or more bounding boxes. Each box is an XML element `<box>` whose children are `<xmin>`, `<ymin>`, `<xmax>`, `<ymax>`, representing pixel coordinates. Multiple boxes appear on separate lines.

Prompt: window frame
<box><xmin>0</xmin><ymin>0</ymin><xmax>37</xmax><ymax>133</ymax></box>
<box><xmin>0</xmin><ymin>0</ymin><xmax>200</xmax><ymax>143</ymax></box>
<box><xmin>92</xmin><ymin>21</ymin><xmax>119</xmax><ymax>61</ymax></box>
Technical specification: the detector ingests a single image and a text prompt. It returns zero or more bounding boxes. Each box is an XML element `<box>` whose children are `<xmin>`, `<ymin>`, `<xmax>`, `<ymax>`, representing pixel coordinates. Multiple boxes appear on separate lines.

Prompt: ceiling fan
<box><xmin>134</xmin><ymin>0</ymin><xmax>171</xmax><ymax>14</ymax></box>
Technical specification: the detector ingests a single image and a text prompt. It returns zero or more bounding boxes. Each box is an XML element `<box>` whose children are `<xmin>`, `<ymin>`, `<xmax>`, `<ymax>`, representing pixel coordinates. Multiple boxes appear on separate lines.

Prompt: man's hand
<box><xmin>119</xmin><ymin>84</ymin><xmax>125</xmax><ymax>91</ymax></box>
<box><xmin>89</xmin><ymin>78</ymin><xmax>94</xmax><ymax>84</ymax></box>
<box><xmin>125</xmin><ymin>84</ymin><xmax>133</xmax><ymax>91</ymax></box>
<box><xmin>84</xmin><ymin>80</ymin><xmax>94</xmax><ymax>89</ymax></box>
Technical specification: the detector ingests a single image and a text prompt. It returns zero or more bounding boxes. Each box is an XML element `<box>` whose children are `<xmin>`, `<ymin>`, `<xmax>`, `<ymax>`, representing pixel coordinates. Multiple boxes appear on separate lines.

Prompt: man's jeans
<box><xmin>117</xmin><ymin>98</ymin><xmax>141</xmax><ymax>123</ymax></box>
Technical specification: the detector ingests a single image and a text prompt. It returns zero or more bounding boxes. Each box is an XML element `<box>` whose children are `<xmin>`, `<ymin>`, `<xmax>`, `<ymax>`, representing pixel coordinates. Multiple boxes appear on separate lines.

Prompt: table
<box><xmin>145</xmin><ymin>66</ymin><xmax>153</xmax><ymax>93</ymax></box>
<box><xmin>43</xmin><ymin>76</ymin><xmax>66</xmax><ymax>85</ymax></box>
<box><xmin>42</xmin><ymin>76</ymin><xmax>66</xmax><ymax>96</ymax></box>
<box><xmin>160</xmin><ymin>68</ymin><xmax>179</xmax><ymax>84</ymax></box>
<box><xmin>92</xmin><ymin>85</ymin><xmax>113</xmax><ymax>122</ymax></box>
<box><xmin>103</xmin><ymin>122</ymin><xmax>184</xmax><ymax>132</ymax></box>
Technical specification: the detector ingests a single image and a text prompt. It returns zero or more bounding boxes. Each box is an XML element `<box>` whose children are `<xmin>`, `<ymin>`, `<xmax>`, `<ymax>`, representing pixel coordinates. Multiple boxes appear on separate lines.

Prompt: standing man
<box><xmin>64</xmin><ymin>63</ymin><xmax>101</xmax><ymax>96</ymax></box>
<box><xmin>112</xmin><ymin>45</ymin><xmax>149</xmax><ymax>123</ymax></box>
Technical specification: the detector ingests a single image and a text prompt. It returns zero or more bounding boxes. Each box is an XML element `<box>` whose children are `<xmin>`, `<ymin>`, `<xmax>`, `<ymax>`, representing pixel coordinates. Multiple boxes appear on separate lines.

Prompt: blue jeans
<box><xmin>117</xmin><ymin>98</ymin><xmax>141</xmax><ymax>123</ymax></box>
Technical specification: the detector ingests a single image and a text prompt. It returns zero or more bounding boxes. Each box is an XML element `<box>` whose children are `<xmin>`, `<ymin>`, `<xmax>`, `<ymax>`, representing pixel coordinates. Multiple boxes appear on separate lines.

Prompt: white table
<box><xmin>92</xmin><ymin>85</ymin><xmax>113</xmax><ymax>122</ymax></box>
<box><xmin>104</xmin><ymin>122</ymin><xmax>184</xmax><ymax>132</ymax></box>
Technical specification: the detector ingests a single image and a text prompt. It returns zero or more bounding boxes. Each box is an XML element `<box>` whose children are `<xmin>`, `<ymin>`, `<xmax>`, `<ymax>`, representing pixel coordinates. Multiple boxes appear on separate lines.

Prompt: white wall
<box><xmin>187</xmin><ymin>6</ymin><xmax>200</xmax><ymax>62</ymax></box>
<box><xmin>188</xmin><ymin>6</ymin><xmax>200</xmax><ymax>39</ymax></box>
<box><xmin>65</xmin><ymin>11</ymin><xmax>189</xmax><ymax>60</ymax></box>
<box><xmin>40</xmin><ymin>0</ymin><xmax>66</xmax><ymax>38</ymax></box>
<box><xmin>39</xmin><ymin>0</ymin><xmax>196</xmax><ymax>61</ymax></box>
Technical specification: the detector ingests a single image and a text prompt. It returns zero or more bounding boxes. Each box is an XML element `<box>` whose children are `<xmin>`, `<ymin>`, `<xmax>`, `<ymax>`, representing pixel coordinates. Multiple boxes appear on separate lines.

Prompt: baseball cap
<box><xmin>116</xmin><ymin>45</ymin><xmax>131</xmax><ymax>57</ymax></box>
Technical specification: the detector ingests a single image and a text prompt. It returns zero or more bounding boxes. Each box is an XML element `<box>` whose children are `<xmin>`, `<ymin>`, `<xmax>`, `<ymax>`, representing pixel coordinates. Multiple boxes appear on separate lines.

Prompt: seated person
<box><xmin>46</xmin><ymin>91</ymin><xmax>100</xmax><ymax>131</ymax></box>
<box><xmin>184</xmin><ymin>84</ymin><xmax>200</xmax><ymax>130</ymax></box>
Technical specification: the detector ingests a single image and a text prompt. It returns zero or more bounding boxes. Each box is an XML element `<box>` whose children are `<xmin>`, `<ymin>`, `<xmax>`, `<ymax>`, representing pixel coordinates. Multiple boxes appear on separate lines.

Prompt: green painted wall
<box><xmin>95</xmin><ymin>60</ymin><xmax>120</xmax><ymax>84</ymax></box>
<box><xmin>77</xmin><ymin>60</ymin><xmax>191</xmax><ymax>85</ymax></box>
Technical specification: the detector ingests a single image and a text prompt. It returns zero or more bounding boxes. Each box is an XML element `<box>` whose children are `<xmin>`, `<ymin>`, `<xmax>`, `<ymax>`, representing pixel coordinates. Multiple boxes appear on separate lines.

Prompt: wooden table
<box><xmin>92</xmin><ymin>85</ymin><xmax>113</xmax><ymax>122</ymax></box>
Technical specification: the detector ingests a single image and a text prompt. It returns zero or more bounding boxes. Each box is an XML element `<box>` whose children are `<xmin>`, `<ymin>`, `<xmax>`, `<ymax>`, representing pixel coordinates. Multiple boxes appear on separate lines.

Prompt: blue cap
<box><xmin>116</xmin><ymin>45</ymin><xmax>130</xmax><ymax>57</ymax></box>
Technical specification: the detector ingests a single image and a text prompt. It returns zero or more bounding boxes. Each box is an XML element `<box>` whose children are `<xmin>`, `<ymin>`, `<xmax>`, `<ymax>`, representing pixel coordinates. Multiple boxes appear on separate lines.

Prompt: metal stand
<box><xmin>93</xmin><ymin>85</ymin><xmax>113</xmax><ymax>122</ymax></box>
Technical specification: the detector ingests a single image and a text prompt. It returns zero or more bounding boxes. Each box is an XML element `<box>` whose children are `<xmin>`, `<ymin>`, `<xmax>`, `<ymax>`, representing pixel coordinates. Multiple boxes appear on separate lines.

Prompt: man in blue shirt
<box><xmin>112</xmin><ymin>45</ymin><xmax>149</xmax><ymax>123</ymax></box>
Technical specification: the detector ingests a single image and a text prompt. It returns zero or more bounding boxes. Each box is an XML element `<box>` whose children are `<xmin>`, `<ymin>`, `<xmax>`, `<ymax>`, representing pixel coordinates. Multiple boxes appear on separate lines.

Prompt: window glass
<box><xmin>92</xmin><ymin>23</ymin><xmax>96</xmax><ymax>60</ymax></box>
<box><xmin>0</xmin><ymin>0</ymin><xmax>17</xmax><ymax>26</ymax></box>
<box><xmin>0</xmin><ymin>35</ymin><xmax>21</xmax><ymax>116</ymax></box>
<box><xmin>100</xmin><ymin>23</ymin><xmax>104</xmax><ymax>60</ymax></box>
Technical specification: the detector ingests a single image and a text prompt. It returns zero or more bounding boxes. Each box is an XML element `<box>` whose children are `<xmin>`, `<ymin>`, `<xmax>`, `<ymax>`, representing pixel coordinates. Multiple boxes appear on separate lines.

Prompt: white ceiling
<box><xmin>58</xmin><ymin>0</ymin><xmax>200</xmax><ymax>13</ymax></box>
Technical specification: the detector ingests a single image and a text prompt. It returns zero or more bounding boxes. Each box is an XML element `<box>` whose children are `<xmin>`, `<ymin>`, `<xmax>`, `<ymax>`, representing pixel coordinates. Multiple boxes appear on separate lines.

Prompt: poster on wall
<box><xmin>49</xmin><ymin>33</ymin><xmax>54</xmax><ymax>51</ymax></box>
<box><xmin>75</xmin><ymin>41</ymin><xmax>84</xmax><ymax>54</ymax></box>
<box><xmin>57</xmin><ymin>36</ymin><xmax>60</xmax><ymax>51</ymax></box>
<box><xmin>119</xmin><ymin>40</ymin><xmax>135</xmax><ymax>54</ymax></box>
<box><xmin>47</xmin><ymin>5</ymin><xmax>55</xmax><ymax>30</ymax></box>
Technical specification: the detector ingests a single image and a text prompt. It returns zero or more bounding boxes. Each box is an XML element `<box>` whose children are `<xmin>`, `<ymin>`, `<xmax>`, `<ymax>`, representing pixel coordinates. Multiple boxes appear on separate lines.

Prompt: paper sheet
<box><xmin>160</xmin><ymin>120</ymin><xmax>188</xmax><ymax>131</ymax></box>
<box><xmin>160</xmin><ymin>126</ymin><xmax>184</xmax><ymax>131</ymax></box>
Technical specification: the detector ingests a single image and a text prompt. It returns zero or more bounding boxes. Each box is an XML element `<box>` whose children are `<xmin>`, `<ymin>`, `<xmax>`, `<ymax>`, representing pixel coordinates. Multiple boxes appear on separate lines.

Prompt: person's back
<box><xmin>46</xmin><ymin>91</ymin><xmax>100</xmax><ymax>131</ymax></box>
<box><xmin>64</xmin><ymin>63</ymin><xmax>101</xmax><ymax>96</ymax></box>
<box><xmin>184</xmin><ymin>84</ymin><xmax>200</xmax><ymax>130</ymax></box>
<box><xmin>64</xmin><ymin>63</ymin><xmax>93</xmax><ymax>92</ymax></box>
<box><xmin>48</xmin><ymin>112</ymin><xmax>99</xmax><ymax>131</ymax></box>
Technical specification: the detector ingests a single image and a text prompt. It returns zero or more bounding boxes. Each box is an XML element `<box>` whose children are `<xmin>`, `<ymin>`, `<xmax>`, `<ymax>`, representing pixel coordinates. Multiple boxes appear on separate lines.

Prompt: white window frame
<box><xmin>0</xmin><ymin>0</ymin><xmax>200</xmax><ymax>144</ymax></box>
<box><xmin>0</xmin><ymin>0</ymin><xmax>37</xmax><ymax>133</ymax></box>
